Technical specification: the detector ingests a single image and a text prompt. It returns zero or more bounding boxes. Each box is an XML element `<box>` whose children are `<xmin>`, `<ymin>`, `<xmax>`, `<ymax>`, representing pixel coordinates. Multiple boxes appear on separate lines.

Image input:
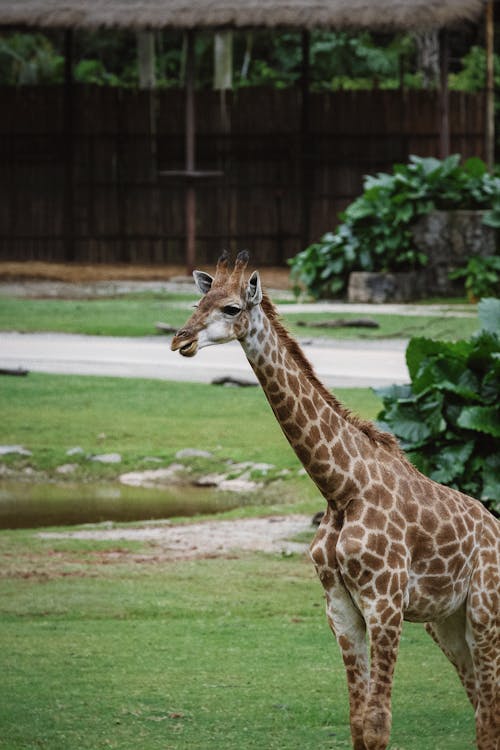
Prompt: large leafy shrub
<box><xmin>376</xmin><ymin>298</ymin><xmax>500</xmax><ymax>516</ymax></box>
<box><xmin>449</xmin><ymin>255</ymin><xmax>500</xmax><ymax>301</ymax></box>
<box><xmin>290</xmin><ymin>155</ymin><xmax>500</xmax><ymax>299</ymax></box>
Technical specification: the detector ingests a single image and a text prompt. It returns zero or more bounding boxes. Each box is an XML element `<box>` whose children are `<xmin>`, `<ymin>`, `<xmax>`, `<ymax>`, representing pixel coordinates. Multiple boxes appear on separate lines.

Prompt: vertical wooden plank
<box><xmin>439</xmin><ymin>30</ymin><xmax>450</xmax><ymax>159</ymax></box>
<box><xmin>185</xmin><ymin>29</ymin><xmax>196</xmax><ymax>273</ymax></box>
<box><xmin>300</xmin><ymin>30</ymin><xmax>311</xmax><ymax>252</ymax></box>
<box><xmin>485</xmin><ymin>0</ymin><xmax>495</xmax><ymax>170</ymax></box>
<box><xmin>63</xmin><ymin>30</ymin><xmax>75</xmax><ymax>262</ymax></box>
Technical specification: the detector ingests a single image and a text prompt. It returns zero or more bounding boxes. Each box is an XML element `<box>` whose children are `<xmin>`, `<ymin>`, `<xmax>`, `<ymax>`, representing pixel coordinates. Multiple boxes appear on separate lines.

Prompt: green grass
<box><xmin>285</xmin><ymin>312</ymin><xmax>479</xmax><ymax>341</ymax></box>
<box><xmin>0</xmin><ymin>294</ymin><xmax>478</xmax><ymax>341</ymax></box>
<box><xmin>0</xmin><ymin>293</ymin><xmax>197</xmax><ymax>337</ymax></box>
<box><xmin>0</xmin><ymin>533</ymin><xmax>475</xmax><ymax>750</ymax></box>
<box><xmin>0</xmin><ymin>372</ymin><xmax>382</xmax><ymax>481</ymax></box>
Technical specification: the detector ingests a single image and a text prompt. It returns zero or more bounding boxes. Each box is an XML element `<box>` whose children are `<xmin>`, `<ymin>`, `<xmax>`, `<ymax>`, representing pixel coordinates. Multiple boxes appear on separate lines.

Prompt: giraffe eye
<box><xmin>222</xmin><ymin>305</ymin><xmax>241</xmax><ymax>317</ymax></box>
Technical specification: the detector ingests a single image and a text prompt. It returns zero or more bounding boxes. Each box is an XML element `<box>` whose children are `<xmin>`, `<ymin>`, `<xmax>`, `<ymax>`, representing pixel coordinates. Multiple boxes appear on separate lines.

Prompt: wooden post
<box><xmin>439</xmin><ymin>29</ymin><xmax>450</xmax><ymax>159</ymax></box>
<box><xmin>137</xmin><ymin>31</ymin><xmax>156</xmax><ymax>89</ymax></box>
<box><xmin>300</xmin><ymin>30</ymin><xmax>311</xmax><ymax>251</ymax></box>
<box><xmin>185</xmin><ymin>30</ymin><xmax>196</xmax><ymax>274</ymax></box>
<box><xmin>485</xmin><ymin>0</ymin><xmax>495</xmax><ymax>170</ymax></box>
<box><xmin>63</xmin><ymin>29</ymin><xmax>75</xmax><ymax>262</ymax></box>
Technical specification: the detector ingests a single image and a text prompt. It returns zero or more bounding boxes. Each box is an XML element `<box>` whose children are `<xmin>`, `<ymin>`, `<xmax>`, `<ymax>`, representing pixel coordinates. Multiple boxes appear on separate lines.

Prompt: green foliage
<box><xmin>236</xmin><ymin>31</ymin><xmax>415</xmax><ymax>91</ymax></box>
<box><xmin>376</xmin><ymin>298</ymin><xmax>500</xmax><ymax>516</ymax></box>
<box><xmin>0</xmin><ymin>33</ymin><xmax>64</xmax><ymax>84</ymax></box>
<box><xmin>449</xmin><ymin>45</ymin><xmax>500</xmax><ymax>93</ymax></box>
<box><xmin>0</xmin><ymin>29</ymin><xmax>416</xmax><ymax>90</ymax></box>
<box><xmin>449</xmin><ymin>255</ymin><xmax>500</xmax><ymax>300</ymax></box>
<box><xmin>290</xmin><ymin>155</ymin><xmax>500</xmax><ymax>299</ymax></box>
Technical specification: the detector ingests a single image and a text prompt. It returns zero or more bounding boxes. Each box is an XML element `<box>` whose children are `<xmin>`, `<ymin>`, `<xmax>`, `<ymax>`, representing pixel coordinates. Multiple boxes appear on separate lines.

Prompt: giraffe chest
<box><xmin>312</xmin><ymin>511</ymin><xmax>477</xmax><ymax>625</ymax></box>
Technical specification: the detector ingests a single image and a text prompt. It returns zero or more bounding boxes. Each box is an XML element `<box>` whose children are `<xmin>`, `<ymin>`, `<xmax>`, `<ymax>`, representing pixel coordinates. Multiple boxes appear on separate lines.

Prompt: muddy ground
<box><xmin>0</xmin><ymin>261</ymin><xmax>292</xmax><ymax>290</ymax></box>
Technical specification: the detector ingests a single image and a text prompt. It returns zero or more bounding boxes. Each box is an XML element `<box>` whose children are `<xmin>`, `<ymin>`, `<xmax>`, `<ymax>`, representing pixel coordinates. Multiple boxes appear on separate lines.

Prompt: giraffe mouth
<box><xmin>179</xmin><ymin>340</ymin><xmax>199</xmax><ymax>357</ymax></box>
<box><xmin>171</xmin><ymin>330</ymin><xmax>199</xmax><ymax>357</ymax></box>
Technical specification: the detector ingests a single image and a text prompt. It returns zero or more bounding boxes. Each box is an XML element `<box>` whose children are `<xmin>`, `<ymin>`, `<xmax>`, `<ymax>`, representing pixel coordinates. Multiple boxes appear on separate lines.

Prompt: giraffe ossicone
<box><xmin>172</xmin><ymin>253</ymin><xmax>500</xmax><ymax>750</ymax></box>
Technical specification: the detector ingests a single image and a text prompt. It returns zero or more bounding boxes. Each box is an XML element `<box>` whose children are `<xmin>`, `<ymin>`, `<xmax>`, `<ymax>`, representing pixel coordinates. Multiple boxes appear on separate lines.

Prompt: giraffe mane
<box><xmin>260</xmin><ymin>293</ymin><xmax>404</xmax><ymax>455</ymax></box>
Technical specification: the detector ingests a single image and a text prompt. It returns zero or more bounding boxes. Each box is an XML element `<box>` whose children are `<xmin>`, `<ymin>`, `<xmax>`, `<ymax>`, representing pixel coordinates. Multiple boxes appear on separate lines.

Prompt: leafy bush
<box><xmin>449</xmin><ymin>255</ymin><xmax>500</xmax><ymax>301</ymax></box>
<box><xmin>375</xmin><ymin>298</ymin><xmax>500</xmax><ymax>516</ymax></box>
<box><xmin>289</xmin><ymin>155</ymin><xmax>500</xmax><ymax>299</ymax></box>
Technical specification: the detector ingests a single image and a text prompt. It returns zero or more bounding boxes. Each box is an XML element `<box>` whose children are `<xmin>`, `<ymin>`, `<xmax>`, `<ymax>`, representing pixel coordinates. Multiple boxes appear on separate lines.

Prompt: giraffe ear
<box><xmin>193</xmin><ymin>270</ymin><xmax>214</xmax><ymax>295</ymax></box>
<box><xmin>246</xmin><ymin>271</ymin><xmax>263</xmax><ymax>306</ymax></box>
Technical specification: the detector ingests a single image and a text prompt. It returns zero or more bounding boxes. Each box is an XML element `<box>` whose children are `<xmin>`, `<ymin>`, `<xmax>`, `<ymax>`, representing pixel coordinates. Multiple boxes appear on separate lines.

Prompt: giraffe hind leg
<box><xmin>465</xmin><ymin>541</ymin><xmax>500</xmax><ymax>750</ymax></box>
<box><xmin>425</xmin><ymin>604</ymin><xmax>477</xmax><ymax>709</ymax></box>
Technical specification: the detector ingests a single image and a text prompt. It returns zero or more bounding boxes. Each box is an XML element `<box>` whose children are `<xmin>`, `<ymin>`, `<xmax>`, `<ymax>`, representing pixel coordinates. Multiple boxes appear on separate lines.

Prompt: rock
<box><xmin>211</xmin><ymin>376</ymin><xmax>257</xmax><ymax>387</ymax></box>
<box><xmin>155</xmin><ymin>321</ymin><xmax>178</xmax><ymax>334</ymax></box>
<box><xmin>119</xmin><ymin>465</ymin><xmax>185</xmax><ymax>488</ymax></box>
<box><xmin>226</xmin><ymin>461</ymin><xmax>274</xmax><ymax>474</ymax></box>
<box><xmin>412</xmin><ymin>209</ymin><xmax>496</xmax><ymax>295</ymax></box>
<box><xmin>91</xmin><ymin>453</ymin><xmax>122</xmax><ymax>464</ymax></box>
<box><xmin>56</xmin><ymin>463</ymin><xmax>78</xmax><ymax>474</ymax></box>
<box><xmin>218</xmin><ymin>478</ymin><xmax>261</xmax><ymax>492</ymax></box>
<box><xmin>348</xmin><ymin>271</ymin><xmax>425</xmax><ymax>303</ymax></box>
<box><xmin>195</xmin><ymin>473</ymin><xmax>223</xmax><ymax>487</ymax></box>
<box><xmin>0</xmin><ymin>445</ymin><xmax>32</xmax><ymax>456</ymax></box>
<box><xmin>175</xmin><ymin>448</ymin><xmax>214</xmax><ymax>459</ymax></box>
<box><xmin>66</xmin><ymin>446</ymin><xmax>85</xmax><ymax>456</ymax></box>
<box><xmin>195</xmin><ymin>473</ymin><xmax>261</xmax><ymax>493</ymax></box>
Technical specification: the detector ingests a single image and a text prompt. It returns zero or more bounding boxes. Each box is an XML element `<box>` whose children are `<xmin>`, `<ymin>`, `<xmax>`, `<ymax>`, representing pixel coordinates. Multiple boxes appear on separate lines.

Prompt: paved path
<box><xmin>0</xmin><ymin>331</ymin><xmax>408</xmax><ymax>388</ymax></box>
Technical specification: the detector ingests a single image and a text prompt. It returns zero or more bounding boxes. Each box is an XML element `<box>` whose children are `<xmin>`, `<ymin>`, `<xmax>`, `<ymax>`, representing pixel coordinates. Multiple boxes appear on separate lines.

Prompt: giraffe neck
<box><xmin>240</xmin><ymin>296</ymin><xmax>400</xmax><ymax>508</ymax></box>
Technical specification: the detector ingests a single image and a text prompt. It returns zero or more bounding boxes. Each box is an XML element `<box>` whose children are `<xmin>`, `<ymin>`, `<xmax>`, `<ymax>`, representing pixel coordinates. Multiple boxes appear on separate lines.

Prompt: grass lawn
<box><xmin>0</xmin><ymin>531</ymin><xmax>474</xmax><ymax>750</ymax></box>
<box><xmin>0</xmin><ymin>293</ymin><xmax>478</xmax><ymax>341</ymax></box>
<box><xmin>0</xmin><ymin>372</ymin><xmax>382</xmax><ymax>481</ymax></box>
<box><xmin>0</xmin><ymin>293</ymin><xmax>196</xmax><ymax>338</ymax></box>
<box><xmin>285</xmin><ymin>311</ymin><xmax>478</xmax><ymax>341</ymax></box>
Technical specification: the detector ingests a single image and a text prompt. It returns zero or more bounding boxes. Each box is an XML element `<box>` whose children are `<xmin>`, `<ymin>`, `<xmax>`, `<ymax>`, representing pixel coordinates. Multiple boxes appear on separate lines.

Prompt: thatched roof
<box><xmin>0</xmin><ymin>0</ymin><xmax>485</xmax><ymax>32</ymax></box>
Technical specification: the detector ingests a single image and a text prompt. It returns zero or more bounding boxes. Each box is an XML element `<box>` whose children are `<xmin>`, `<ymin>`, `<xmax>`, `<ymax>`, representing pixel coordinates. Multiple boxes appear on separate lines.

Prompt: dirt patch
<box><xmin>39</xmin><ymin>514</ymin><xmax>313</xmax><ymax>561</ymax></box>
<box><xmin>0</xmin><ymin>261</ymin><xmax>292</xmax><ymax>290</ymax></box>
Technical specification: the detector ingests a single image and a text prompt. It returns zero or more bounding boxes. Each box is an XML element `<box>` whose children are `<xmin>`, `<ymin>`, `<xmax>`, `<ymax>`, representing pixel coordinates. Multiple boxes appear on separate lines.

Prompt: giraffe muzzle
<box><xmin>171</xmin><ymin>330</ymin><xmax>199</xmax><ymax>358</ymax></box>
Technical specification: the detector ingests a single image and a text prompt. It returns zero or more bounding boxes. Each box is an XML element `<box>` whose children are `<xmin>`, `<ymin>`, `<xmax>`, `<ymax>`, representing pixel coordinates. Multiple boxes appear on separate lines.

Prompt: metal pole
<box><xmin>185</xmin><ymin>30</ymin><xmax>196</xmax><ymax>274</ymax></box>
<box><xmin>485</xmin><ymin>0</ymin><xmax>495</xmax><ymax>170</ymax></box>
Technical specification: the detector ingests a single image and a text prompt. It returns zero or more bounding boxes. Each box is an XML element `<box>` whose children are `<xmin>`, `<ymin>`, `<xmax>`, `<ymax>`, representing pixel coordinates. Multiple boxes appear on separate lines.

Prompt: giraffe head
<box><xmin>171</xmin><ymin>251</ymin><xmax>263</xmax><ymax>357</ymax></box>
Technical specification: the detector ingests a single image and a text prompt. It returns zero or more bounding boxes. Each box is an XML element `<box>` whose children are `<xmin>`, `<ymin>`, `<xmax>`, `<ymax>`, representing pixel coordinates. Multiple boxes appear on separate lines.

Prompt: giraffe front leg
<box><xmin>311</xmin><ymin>530</ymin><xmax>369</xmax><ymax>749</ymax></box>
<box><xmin>361</xmin><ymin>603</ymin><xmax>403</xmax><ymax>750</ymax></box>
<box><xmin>466</xmin><ymin>554</ymin><xmax>500</xmax><ymax>750</ymax></box>
<box><xmin>324</xmin><ymin>580</ymin><xmax>369</xmax><ymax>749</ymax></box>
<box><xmin>312</xmin><ymin>518</ymin><xmax>371</xmax><ymax>749</ymax></box>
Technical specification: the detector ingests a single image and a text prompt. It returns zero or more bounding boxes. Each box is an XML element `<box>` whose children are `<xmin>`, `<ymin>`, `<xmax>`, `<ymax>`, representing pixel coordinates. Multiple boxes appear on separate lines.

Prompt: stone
<box><xmin>56</xmin><ymin>463</ymin><xmax>78</xmax><ymax>474</ymax></box>
<box><xmin>195</xmin><ymin>473</ymin><xmax>260</xmax><ymax>492</ymax></box>
<box><xmin>0</xmin><ymin>445</ymin><xmax>32</xmax><ymax>456</ymax></box>
<box><xmin>411</xmin><ymin>210</ymin><xmax>496</xmax><ymax>295</ymax></box>
<box><xmin>348</xmin><ymin>272</ymin><xmax>425</xmax><ymax>303</ymax></box>
<box><xmin>175</xmin><ymin>448</ymin><xmax>214</xmax><ymax>459</ymax></box>
<box><xmin>66</xmin><ymin>446</ymin><xmax>85</xmax><ymax>456</ymax></box>
<box><xmin>119</xmin><ymin>465</ymin><xmax>185</xmax><ymax>487</ymax></box>
<box><xmin>91</xmin><ymin>453</ymin><xmax>122</xmax><ymax>464</ymax></box>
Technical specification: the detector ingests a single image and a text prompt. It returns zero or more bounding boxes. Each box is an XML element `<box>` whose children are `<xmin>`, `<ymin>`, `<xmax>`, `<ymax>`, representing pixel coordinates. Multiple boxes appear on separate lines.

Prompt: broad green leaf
<box><xmin>430</xmin><ymin>441</ymin><xmax>474</xmax><ymax>484</ymax></box>
<box><xmin>412</xmin><ymin>356</ymin><xmax>479</xmax><ymax>400</ymax></box>
<box><xmin>457</xmin><ymin>405</ymin><xmax>500</xmax><ymax>437</ymax></box>
<box><xmin>463</xmin><ymin>157</ymin><xmax>487</xmax><ymax>178</ymax></box>
<box><xmin>478</xmin><ymin>297</ymin><xmax>500</xmax><ymax>335</ymax></box>
<box><xmin>481</xmin><ymin>454</ymin><xmax>500</xmax><ymax>507</ymax></box>
<box><xmin>374</xmin><ymin>383</ymin><xmax>413</xmax><ymax>403</ymax></box>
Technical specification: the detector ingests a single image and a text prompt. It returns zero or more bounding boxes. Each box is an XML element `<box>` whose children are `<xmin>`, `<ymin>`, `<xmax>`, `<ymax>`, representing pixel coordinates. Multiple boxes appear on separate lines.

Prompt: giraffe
<box><xmin>171</xmin><ymin>251</ymin><xmax>500</xmax><ymax>750</ymax></box>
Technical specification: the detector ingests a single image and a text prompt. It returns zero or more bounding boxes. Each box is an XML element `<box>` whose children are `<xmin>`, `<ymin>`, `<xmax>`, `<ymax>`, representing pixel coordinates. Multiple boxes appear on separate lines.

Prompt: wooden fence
<box><xmin>0</xmin><ymin>85</ymin><xmax>486</xmax><ymax>266</ymax></box>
